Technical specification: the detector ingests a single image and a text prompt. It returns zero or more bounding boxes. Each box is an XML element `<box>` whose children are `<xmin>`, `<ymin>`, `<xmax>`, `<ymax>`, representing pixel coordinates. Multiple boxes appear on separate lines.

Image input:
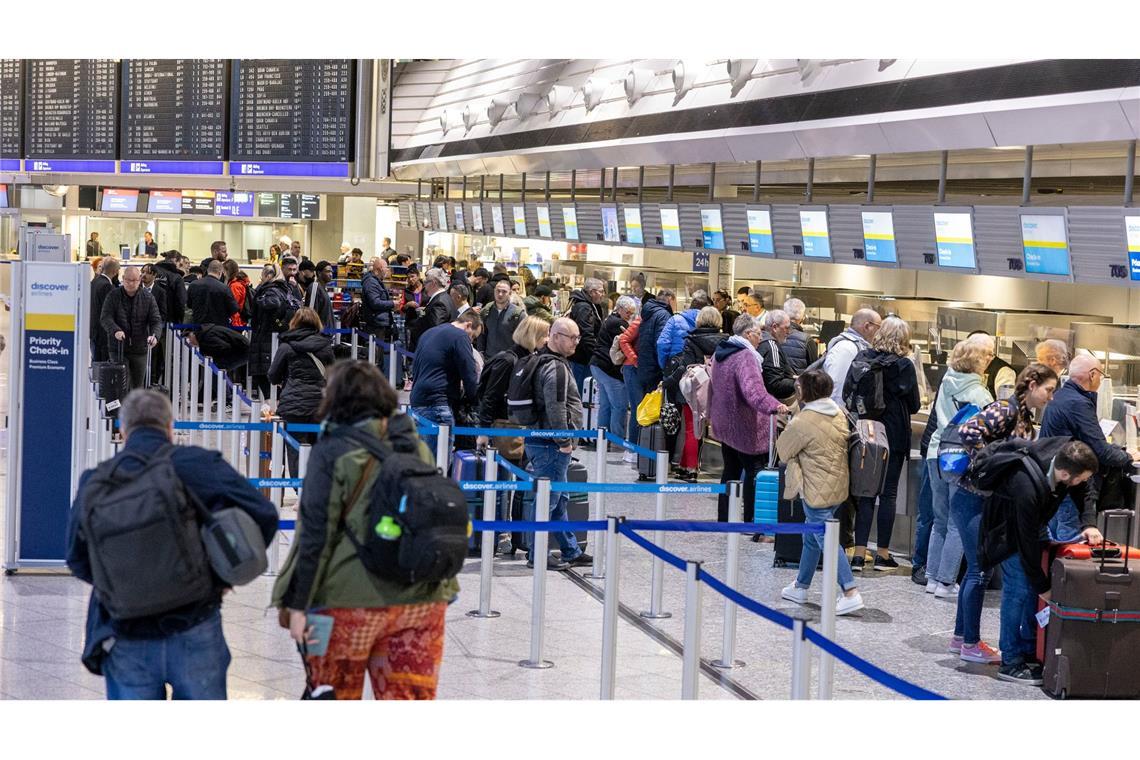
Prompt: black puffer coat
<box><xmin>249</xmin><ymin>280</ymin><xmax>294</xmax><ymax>376</ymax></box>
<box><xmin>268</xmin><ymin>328</ymin><xmax>335</xmax><ymax>420</ymax></box>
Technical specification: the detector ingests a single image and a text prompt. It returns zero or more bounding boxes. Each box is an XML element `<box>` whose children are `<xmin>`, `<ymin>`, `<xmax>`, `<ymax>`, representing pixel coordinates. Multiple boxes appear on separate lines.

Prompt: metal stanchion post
<box><xmin>230</xmin><ymin>387</ymin><xmax>241</xmax><ymax>467</ymax></box>
<box><xmin>712</xmin><ymin>480</ymin><xmax>745</xmax><ymax>669</ymax></box>
<box><xmin>94</xmin><ymin>400</ymin><xmax>107</xmax><ymax>464</ymax></box>
<box><xmin>180</xmin><ymin>339</ymin><xmax>190</xmax><ymax>423</ymax></box>
<box><xmin>520</xmin><ymin>477</ymin><xmax>554</xmax><ymax>669</ymax></box>
<box><xmin>172</xmin><ymin>336</ymin><xmax>182</xmax><ymax>417</ymax></box>
<box><xmin>681</xmin><ymin>560</ymin><xmax>703</xmax><ymax>700</ymax></box>
<box><xmin>214</xmin><ymin>367</ymin><xmax>225</xmax><ymax>451</ymax></box>
<box><xmin>387</xmin><ymin>339</ymin><xmax>398</xmax><ymax>388</ymax></box>
<box><xmin>599</xmin><ymin>516</ymin><xmax>622</xmax><ymax>699</ymax></box>
<box><xmin>368</xmin><ymin>334</ymin><xmax>377</xmax><ymax>365</ymax></box>
<box><xmin>266</xmin><ymin>419</ymin><xmax>284</xmax><ymax>576</ymax></box>
<box><xmin>269</xmin><ymin>333</ymin><xmax>279</xmax><ymax>409</ymax></box>
<box><xmin>435</xmin><ymin>423</ymin><xmax>450</xmax><ymax>473</ymax></box>
<box><xmin>188</xmin><ymin>350</ymin><xmax>200</xmax><ymax>445</ymax></box>
<box><xmin>202</xmin><ymin>357</ymin><xmax>213</xmax><ymax>448</ymax></box>
<box><xmin>818</xmin><ymin>518</ymin><xmax>839</xmax><ymax>700</ymax></box>
<box><xmin>468</xmin><ymin>449</ymin><xmax>501</xmax><ymax>619</ymax></box>
<box><xmin>586</xmin><ymin>426</ymin><xmax>607</xmax><ymax>580</ymax></box>
<box><xmin>640</xmin><ymin>450</ymin><xmax>672</xmax><ymax>619</ymax></box>
<box><xmin>248</xmin><ymin>401</ymin><xmax>263</xmax><ymax>478</ymax></box>
<box><xmin>165</xmin><ymin>326</ymin><xmax>174</xmax><ymax>393</ymax></box>
<box><xmin>791</xmin><ymin>617</ymin><xmax>811</xmax><ymax>700</ymax></box>
<box><xmin>298</xmin><ymin>444</ymin><xmax>311</xmax><ymax>489</ymax></box>
<box><xmin>350</xmin><ymin>329</ymin><xmax>358</xmax><ymax>361</ymax></box>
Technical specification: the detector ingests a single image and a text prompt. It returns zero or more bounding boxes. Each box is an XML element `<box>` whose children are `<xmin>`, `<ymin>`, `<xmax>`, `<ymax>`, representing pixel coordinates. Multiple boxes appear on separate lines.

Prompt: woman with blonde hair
<box><xmin>841</xmin><ymin>316</ymin><xmax>921</xmax><ymax>571</ymax></box>
<box><xmin>923</xmin><ymin>334</ymin><xmax>994</xmax><ymax>599</ymax></box>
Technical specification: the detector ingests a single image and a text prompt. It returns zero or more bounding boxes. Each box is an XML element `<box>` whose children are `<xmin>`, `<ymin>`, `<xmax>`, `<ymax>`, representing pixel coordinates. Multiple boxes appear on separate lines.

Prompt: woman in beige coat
<box><xmin>775</xmin><ymin>369</ymin><xmax>865</xmax><ymax>616</ymax></box>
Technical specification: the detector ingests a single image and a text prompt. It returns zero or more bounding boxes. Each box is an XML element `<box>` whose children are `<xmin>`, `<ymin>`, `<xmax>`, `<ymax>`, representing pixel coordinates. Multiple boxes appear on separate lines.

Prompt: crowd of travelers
<box><xmin>74</xmin><ymin>245</ymin><xmax>1138</xmax><ymax>700</ymax></box>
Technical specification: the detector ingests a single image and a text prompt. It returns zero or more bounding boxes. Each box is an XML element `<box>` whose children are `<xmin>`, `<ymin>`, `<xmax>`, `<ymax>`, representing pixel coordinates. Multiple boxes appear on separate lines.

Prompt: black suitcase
<box><xmin>1043</xmin><ymin>510</ymin><xmax>1140</xmax><ymax>699</ymax></box>
<box><xmin>566</xmin><ymin>460</ymin><xmax>589</xmax><ymax>548</ymax></box>
<box><xmin>637</xmin><ymin>423</ymin><xmax>667</xmax><ymax>480</ymax></box>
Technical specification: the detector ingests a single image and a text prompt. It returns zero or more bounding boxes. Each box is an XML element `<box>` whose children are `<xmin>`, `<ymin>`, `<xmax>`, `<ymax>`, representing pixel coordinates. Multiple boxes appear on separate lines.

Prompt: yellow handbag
<box><xmin>636</xmin><ymin>385</ymin><xmax>664</xmax><ymax>427</ymax></box>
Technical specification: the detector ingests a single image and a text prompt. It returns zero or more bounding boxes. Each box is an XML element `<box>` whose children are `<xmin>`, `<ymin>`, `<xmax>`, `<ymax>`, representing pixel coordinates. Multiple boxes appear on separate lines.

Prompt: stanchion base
<box><xmin>710</xmin><ymin>659</ymin><xmax>746</xmax><ymax>670</ymax></box>
<box><xmin>518</xmin><ymin>659</ymin><xmax>554</xmax><ymax>669</ymax></box>
<box><xmin>465</xmin><ymin>610</ymin><xmax>502</xmax><ymax>619</ymax></box>
<box><xmin>638</xmin><ymin>611</ymin><xmax>672</xmax><ymax>620</ymax></box>
<box><xmin>583</xmin><ymin>572</ymin><xmax>606</xmax><ymax>580</ymax></box>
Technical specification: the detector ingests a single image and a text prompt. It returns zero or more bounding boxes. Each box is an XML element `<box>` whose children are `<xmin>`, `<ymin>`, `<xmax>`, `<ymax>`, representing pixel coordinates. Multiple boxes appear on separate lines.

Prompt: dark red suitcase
<box><xmin>1042</xmin><ymin>510</ymin><xmax>1140</xmax><ymax>699</ymax></box>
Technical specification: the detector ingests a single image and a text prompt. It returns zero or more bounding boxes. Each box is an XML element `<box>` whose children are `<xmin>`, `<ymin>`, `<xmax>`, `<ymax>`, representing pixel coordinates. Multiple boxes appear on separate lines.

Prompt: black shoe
<box><xmin>997</xmin><ymin>663</ymin><xmax>1044</xmax><ymax>686</ymax></box>
<box><xmin>526</xmin><ymin>556</ymin><xmax>570</xmax><ymax>571</ymax></box>
<box><xmin>911</xmin><ymin>565</ymin><xmax>927</xmax><ymax>586</ymax></box>
<box><xmin>873</xmin><ymin>555</ymin><xmax>900</xmax><ymax>572</ymax></box>
<box><xmin>677</xmin><ymin>469</ymin><xmax>698</xmax><ymax>483</ymax></box>
<box><xmin>566</xmin><ymin>552</ymin><xmax>593</xmax><ymax>567</ymax></box>
<box><xmin>850</xmin><ymin>556</ymin><xmax>865</xmax><ymax>572</ymax></box>
<box><xmin>637</xmin><ymin>473</ymin><xmax>652</xmax><ymax>482</ymax></box>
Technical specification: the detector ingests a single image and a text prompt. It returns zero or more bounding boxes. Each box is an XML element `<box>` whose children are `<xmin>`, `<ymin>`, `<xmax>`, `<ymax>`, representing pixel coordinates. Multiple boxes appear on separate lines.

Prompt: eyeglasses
<box><xmin>551</xmin><ymin>332</ymin><xmax>581</xmax><ymax>343</ymax></box>
<box><xmin>1090</xmin><ymin>368</ymin><xmax>1112</xmax><ymax>380</ymax></box>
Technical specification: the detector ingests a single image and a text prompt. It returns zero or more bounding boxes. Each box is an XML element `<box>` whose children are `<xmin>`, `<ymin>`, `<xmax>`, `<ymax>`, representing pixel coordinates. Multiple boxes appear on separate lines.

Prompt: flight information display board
<box><xmin>229</xmin><ymin>60</ymin><xmax>353</xmax><ymax>177</ymax></box>
<box><xmin>24</xmin><ymin>59</ymin><xmax>118</xmax><ymax>171</ymax></box>
<box><xmin>120</xmin><ymin>59</ymin><xmax>227</xmax><ymax>175</ymax></box>
<box><xmin>0</xmin><ymin>60</ymin><xmax>22</xmax><ymax>170</ymax></box>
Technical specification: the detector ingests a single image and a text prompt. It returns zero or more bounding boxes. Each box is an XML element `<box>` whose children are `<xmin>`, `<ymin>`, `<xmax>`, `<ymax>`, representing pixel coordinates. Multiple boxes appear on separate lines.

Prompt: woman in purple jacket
<box><xmin>709</xmin><ymin>313</ymin><xmax>788</xmax><ymax>522</ymax></box>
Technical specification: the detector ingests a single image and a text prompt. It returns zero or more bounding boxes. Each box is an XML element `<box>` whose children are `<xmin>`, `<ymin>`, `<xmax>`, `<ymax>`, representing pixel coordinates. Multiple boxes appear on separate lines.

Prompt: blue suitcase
<box><xmin>451</xmin><ymin>450</ymin><xmax>489</xmax><ymax>554</ymax></box>
<box><xmin>753</xmin><ymin>418</ymin><xmax>806</xmax><ymax>567</ymax></box>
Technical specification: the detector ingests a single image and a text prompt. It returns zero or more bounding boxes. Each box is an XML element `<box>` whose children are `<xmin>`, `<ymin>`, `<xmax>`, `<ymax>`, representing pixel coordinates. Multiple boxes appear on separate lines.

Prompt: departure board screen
<box><xmin>229</xmin><ymin>60</ymin><xmax>353</xmax><ymax>176</ymax></box>
<box><xmin>120</xmin><ymin>59</ymin><xmax>227</xmax><ymax>174</ymax></box>
<box><xmin>24</xmin><ymin>59</ymin><xmax>118</xmax><ymax>171</ymax></box>
<box><xmin>0</xmin><ymin>60</ymin><xmax>22</xmax><ymax>170</ymax></box>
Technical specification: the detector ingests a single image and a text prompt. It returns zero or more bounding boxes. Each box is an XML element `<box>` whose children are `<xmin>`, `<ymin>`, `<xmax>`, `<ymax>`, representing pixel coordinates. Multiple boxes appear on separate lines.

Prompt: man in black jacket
<box><xmin>298</xmin><ymin>259</ymin><xmax>333</xmax><ymax>328</ymax></box>
<box><xmin>187</xmin><ymin>260</ymin><xmax>240</xmax><ymax>328</ymax></box>
<box><xmin>567</xmin><ymin>277</ymin><xmax>606</xmax><ymax>393</ymax></box>
<box><xmin>67</xmin><ymin>390</ymin><xmax>276</xmax><ymax>698</ymax></box>
<box><xmin>756</xmin><ymin>309</ymin><xmax>797</xmax><ymax>404</ymax></box>
<box><xmin>471</xmin><ymin>267</ymin><xmax>493</xmax><ymax>308</ymax></box>
<box><xmin>477</xmin><ymin>279</ymin><xmax>522</xmax><ymax>358</ymax></box>
<box><xmin>100</xmin><ymin>266</ymin><xmax>162</xmax><ymax>389</ymax></box>
<box><xmin>978</xmin><ymin>438</ymin><xmax>1101</xmax><ymax>685</ymax></box>
<box><xmin>409</xmin><ymin>267</ymin><xmax>455</xmax><ymax>351</ymax></box>
<box><xmin>199</xmin><ymin>240</ymin><xmax>228</xmax><ymax>274</ymax></box>
<box><xmin>361</xmin><ymin>256</ymin><xmax>399</xmax><ymax>382</ymax></box>
<box><xmin>154</xmin><ymin>250</ymin><xmax>187</xmax><ymax>324</ymax></box>
<box><xmin>91</xmin><ymin>257</ymin><xmax>119</xmax><ymax>362</ymax></box>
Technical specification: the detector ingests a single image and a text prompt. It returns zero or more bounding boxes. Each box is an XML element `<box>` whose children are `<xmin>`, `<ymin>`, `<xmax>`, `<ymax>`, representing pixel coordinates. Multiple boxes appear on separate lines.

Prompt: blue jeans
<box><xmin>623</xmin><ymin>365</ymin><xmax>645</xmax><ymax>448</ymax></box>
<box><xmin>1048</xmin><ymin>496</ymin><xmax>1083</xmax><ymax>542</ymax></box>
<box><xmin>951</xmin><ymin>488</ymin><xmax>992</xmax><ymax>644</ymax></box>
<box><xmin>570</xmin><ymin>361</ymin><xmax>590</xmax><ymax>395</ymax></box>
<box><xmin>925</xmin><ymin>459</ymin><xmax>963</xmax><ymax>585</ymax></box>
<box><xmin>999</xmin><ymin>552</ymin><xmax>1038</xmax><ymax>666</ymax></box>
<box><xmin>912</xmin><ymin>460</ymin><xmax>934</xmax><ymax>568</ymax></box>
<box><xmin>103</xmin><ymin>611</ymin><xmax>231</xmax><ymax>700</ymax></box>
<box><xmin>411</xmin><ymin>403</ymin><xmax>455</xmax><ymax>467</ymax></box>
<box><xmin>590</xmin><ymin>365</ymin><xmax>628</xmax><ymax>440</ymax></box>
<box><xmin>795</xmin><ymin>502</ymin><xmax>857</xmax><ymax>592</ymax></box>
<box><xmin>523</xmin><ymin>441</ymin><xmax>581</xmax><ymax>562</ymax></box>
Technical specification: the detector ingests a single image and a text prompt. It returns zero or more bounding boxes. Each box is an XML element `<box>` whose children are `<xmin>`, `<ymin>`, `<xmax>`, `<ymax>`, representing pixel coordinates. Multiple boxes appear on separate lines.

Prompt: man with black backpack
<box><xmin>508</xmin><ymin>317</ymin><xmax>593</xmax><ymax>570</ymax></box>
<box><xmin>66</xmin><ymin>390</ymin><xmax>277</xmax><ymax>699</ymax></box>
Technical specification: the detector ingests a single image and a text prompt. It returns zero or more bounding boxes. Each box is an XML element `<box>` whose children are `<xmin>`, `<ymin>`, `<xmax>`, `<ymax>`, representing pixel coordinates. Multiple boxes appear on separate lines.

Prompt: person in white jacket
<box><xmin>821</xmin><ymin>309</ymin><xmax>882</xmax><ymax>405</ymax></box>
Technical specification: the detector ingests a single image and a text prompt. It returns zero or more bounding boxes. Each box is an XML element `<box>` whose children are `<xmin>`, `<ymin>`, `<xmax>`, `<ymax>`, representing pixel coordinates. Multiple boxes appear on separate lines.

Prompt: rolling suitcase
<box><xmin>566</xmin><ymin>460</ymin><xmax>589</xmax><ymax>549</ymax></box>
<box><xmin>91</xmin><ymin>342</ymin><xmax>130</xmax><ymax>416</ymax></box>
<box><xmin>1042</xmin><ymin>510</ymin><xmax>1140</xmax><ymax>699</ymax></box>
<box><xmin>637</xmin><ymin>423</ymin><xmax>667</xmax><ymax>481</ymax></box>
<box><xmin>753</xmin><ymin>418</ymin><xmax>802</xmax><ymax>567</ymax></box>
<box><xmin>451</xmin><ymin>449</ymin><xmax>490</xmax><ymax>555</ymax></box>
<box><xmin>581</xmin><ymin>376</ymin><xmax>599</xmax><ymax>431</ymax></box>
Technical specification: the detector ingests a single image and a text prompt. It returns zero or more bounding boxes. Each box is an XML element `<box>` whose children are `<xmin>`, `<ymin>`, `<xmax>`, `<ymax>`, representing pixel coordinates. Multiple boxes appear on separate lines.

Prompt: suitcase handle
<box><xmin>1099</xmin><ymin>510</ymin><xmax>1134</xmax><ymax>574</ymax></box>
<box><xmin>768</xmin><ymin>415</ymin><xmax>777</xmax><ymax>469</ymax></box>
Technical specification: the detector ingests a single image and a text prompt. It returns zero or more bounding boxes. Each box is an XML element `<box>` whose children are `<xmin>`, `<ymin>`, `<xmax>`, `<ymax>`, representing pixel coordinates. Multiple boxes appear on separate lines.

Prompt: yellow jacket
<box><xmin>775</xmin><ymin>400</ymin><xmax>850</xmax><ymax>508</ymax></box>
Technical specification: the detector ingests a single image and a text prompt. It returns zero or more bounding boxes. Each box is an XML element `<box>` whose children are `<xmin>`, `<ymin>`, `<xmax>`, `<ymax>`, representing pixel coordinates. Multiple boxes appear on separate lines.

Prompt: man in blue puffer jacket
<box><xmin>656</xmin><ymin>290</ymin><xmax>711</xmax><ymax>369</ymax></box>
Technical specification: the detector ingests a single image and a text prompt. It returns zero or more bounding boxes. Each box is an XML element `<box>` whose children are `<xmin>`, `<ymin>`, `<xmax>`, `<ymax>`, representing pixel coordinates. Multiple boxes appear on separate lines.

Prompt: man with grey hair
<box><xmin>409</xmin><ymin>266</ymin><xmax>456</xmax><ymax>350</ymax></box>
<box><xmin>782</xmin><ymin>297</ymin><xmax>817</xmax><ymax>374</ymax></box>
<box><xmin>756</xmin><ymin>309</ymin><xmax>797</xmax><ymax>404</ymax></box>
<box><xmin>100</xmin><ymin>266</ymin><xmax>163</xmax><ymax>389</ymax></box>
<box><xmin>589</xmin><ymin>294</ymin><xmax>638</xmax><ymax>441</ymax></box>
<box><xmin>66</xmin><ymin>389</ymin><xmax>277</xmax><ymax>699</ymax></box>
<box><xmin>1040</xmin><ymin>353</ymin><xmax>1140</xmax><ymax>541</ymax></box>
<box><xmin>822</xmin><ymin>308</ymin><xmax>882</xmax><ymax>405</ymax></box>
<box><xmin>1035</xmin><ymin>338</ymin><xmax>1070</xmax><ymax>377</ymax></box>
<box><xmin>567</xmin><ymin>276</ymin><xmax>607</xmax><ymax>393</ymax></box>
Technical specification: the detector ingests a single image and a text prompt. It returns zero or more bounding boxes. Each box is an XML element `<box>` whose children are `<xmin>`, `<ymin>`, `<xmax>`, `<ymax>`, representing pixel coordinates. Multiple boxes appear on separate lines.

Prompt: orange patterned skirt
<box><xmin>304</xmin><ymin>602</ymin><xmax>447</xmax><ymax>700</ymax></box>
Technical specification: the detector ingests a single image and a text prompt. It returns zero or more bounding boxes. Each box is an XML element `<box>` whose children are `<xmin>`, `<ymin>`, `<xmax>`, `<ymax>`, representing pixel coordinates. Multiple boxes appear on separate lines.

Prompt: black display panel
<box><xmin>253</xmin><ymin>191</ymin><xmax>322</xmax><ymax>219</ymax></box>
<box><xmin>180</xmin><ymin>189</ymin><xmax>215</xmax><ymax>216</ymax></box>
<box><xmin>229</xmin><ymin>60</ymin><xmax>354</xmax><ymax>163</ymax></box>
<box><xmin>120</xmin><ymin>59</ymin><xmax>227</xmax><ymax>162</ymax></box>
<box><xmin>0</xmin><ymin>60</ymin><xmax>22</xmax><ymax>165</ymax></box>
<box><xmin>24</xmin><ymin>59</ymin><xmax>118</xmax><ymax>162</ymax></box>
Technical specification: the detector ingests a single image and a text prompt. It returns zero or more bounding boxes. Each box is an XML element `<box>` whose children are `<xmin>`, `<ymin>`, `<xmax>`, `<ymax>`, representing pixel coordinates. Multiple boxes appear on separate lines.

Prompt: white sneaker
<box><xmin>622</xmin><ymin>451</ymin><xmax>637</xmax><ymax>465</ymax></box>
<box><xmin>925</xmin><ymin>579</ymin><xmax>939</xmax><ymax>594</ymax></box>
<box><xmin>781</xmin><ymin>583</ymin><xmax>808</xmax><ymax>605</ymax></box>
<box><xmin>836</xmin><ymin>592</ymin><xmax>865</xmax><ymax>616</ymax></box>
<box><xmin>934</xmin><ymin>582</ymin><xmax>960</xmax><ymax>599</ymax></box>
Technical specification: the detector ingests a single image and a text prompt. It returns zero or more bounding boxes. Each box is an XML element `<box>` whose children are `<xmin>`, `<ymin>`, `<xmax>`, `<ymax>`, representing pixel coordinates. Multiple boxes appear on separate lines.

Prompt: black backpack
<box><xmin>336</xmin><ymin>427</ymin><xmax>469</xmax><ymax>585</ymax></box>
<box><xmin>506</xmin><ymin>352</ymin><xmax>563</xmax><ymax>426</ymax></box>
<box><xmin>843</xmin><ymin>352</ymin><xmax>891</xmax><ymax>419</ymax></box>
<box><xmin>78</xmin><ymin>445</ymin><xmax>216</xmax><ymax>620</ymax></box>
<box><xmin>975</xmin><ymin>440</ymin><xmax>1051</xmax><ymax>570</ymax></box>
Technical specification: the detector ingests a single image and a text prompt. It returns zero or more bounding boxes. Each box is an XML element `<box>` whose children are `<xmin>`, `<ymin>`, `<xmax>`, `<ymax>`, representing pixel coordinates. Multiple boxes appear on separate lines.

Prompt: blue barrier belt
<box><xmin>472</xmin><ymin>520</ymin><xmax>605</xmax><ymax>533</ymax></box>
<box><xmin>460</xmin><ymin>481</ymin><xmax>535</xmax><ymax>492</ymax></box>
<box><xmin>623</xmin><ymin>519</ymin><xmax>824</xmax><ymax>535</ymax></box>
<box><xmin>604</xmin><ymin>431</ymin><xmax>657</xmax><ymax>459</ymax></box>
<box><xmin>619</xmin><ymin>525</ymin><xmax>686</xmax><ymax>571</ymax></box>
<box><xmin>450</xmin><ymin>427</ymin><xmax>600</xmax><ymax>440</ymax></box>
<box><xmin>549</xmin><ymin>482</ymin><xmax>724</xmax><ymax>495</ymax></box>
<box><xmin>175</xmin><ymin>421</ymin><xmax>273</xmax><ymax>431</ymax></box>
<box><xmin>222</xmin><ymin>374</ymin><xmax>254</xmax><ymax>408</ymax></box>
<box><xmin>250</xmin><ymin>478</ymin><xmax>303</xmax><ymax>488</ymax></box>
<box><xmin>802</xmin><ymin>629</ymin><xmax>946</xmax><ymax>700</ymax></box>
<box><xmin>322</xmin><ymin>328</ymin><xmax>355</xmax><ymax>335</ymax></box>
<box><xmin>408</xmin><ymin>410</ymin><xmax>440</xmax><ymax>433</ymax></box>
<box><xmin>279</xmin><ymin>520</ymin><xmax>296</xmax><ymax>530</ymax></box>
<box><xmin>495</xmin><ymin>453</ymin><xmax>533</xmax><ymax>481</ymax></box>
<box><xmin>286</xmin><ymin>423</ymin><xmax>322</xmax><ymax>434</ymax></box>
<box><xmin>169</xmin><ymin>323</ymin><xmax>251</xmax><ymax>332</ymax></box>
<box><xmin>395</xmin><ymin>345</ymin><xmax>416</xmax><ymax>359</ymax></box>
<box><xmin>278</xmin><ymin>427</ymin><xmax>301</xmax><ymax>451</ymax></box>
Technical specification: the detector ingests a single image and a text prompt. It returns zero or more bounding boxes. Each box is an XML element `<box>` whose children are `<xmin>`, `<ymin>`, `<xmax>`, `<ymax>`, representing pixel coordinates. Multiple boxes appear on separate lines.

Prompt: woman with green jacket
<box><xmin>272</xmin><ymin>361</ymin><xmax>457</xmax><ymax>700</ymax></box>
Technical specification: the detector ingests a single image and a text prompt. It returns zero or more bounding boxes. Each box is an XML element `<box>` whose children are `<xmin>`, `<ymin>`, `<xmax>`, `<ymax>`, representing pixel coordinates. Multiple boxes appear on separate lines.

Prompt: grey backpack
<box><xmin>846</xmin><ymin>413</ymin><xmax>890</xmax><ymax>498</ymax></box>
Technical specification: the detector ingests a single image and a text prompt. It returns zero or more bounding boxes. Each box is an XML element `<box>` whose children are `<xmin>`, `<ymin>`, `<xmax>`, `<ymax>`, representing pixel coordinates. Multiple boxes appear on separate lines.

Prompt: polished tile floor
<box><xmin>0</xmin><ymin>440</ymin><xmax>1050</xmax><ymax>700</ymax></box>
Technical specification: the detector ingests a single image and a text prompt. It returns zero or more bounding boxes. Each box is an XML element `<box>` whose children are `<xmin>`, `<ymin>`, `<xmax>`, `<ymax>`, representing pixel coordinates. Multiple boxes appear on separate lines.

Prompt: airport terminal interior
<box><xmin>1</xmin><ymin>35</ymin><xmax>1139</xmax><ymax>731</ymax></box>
